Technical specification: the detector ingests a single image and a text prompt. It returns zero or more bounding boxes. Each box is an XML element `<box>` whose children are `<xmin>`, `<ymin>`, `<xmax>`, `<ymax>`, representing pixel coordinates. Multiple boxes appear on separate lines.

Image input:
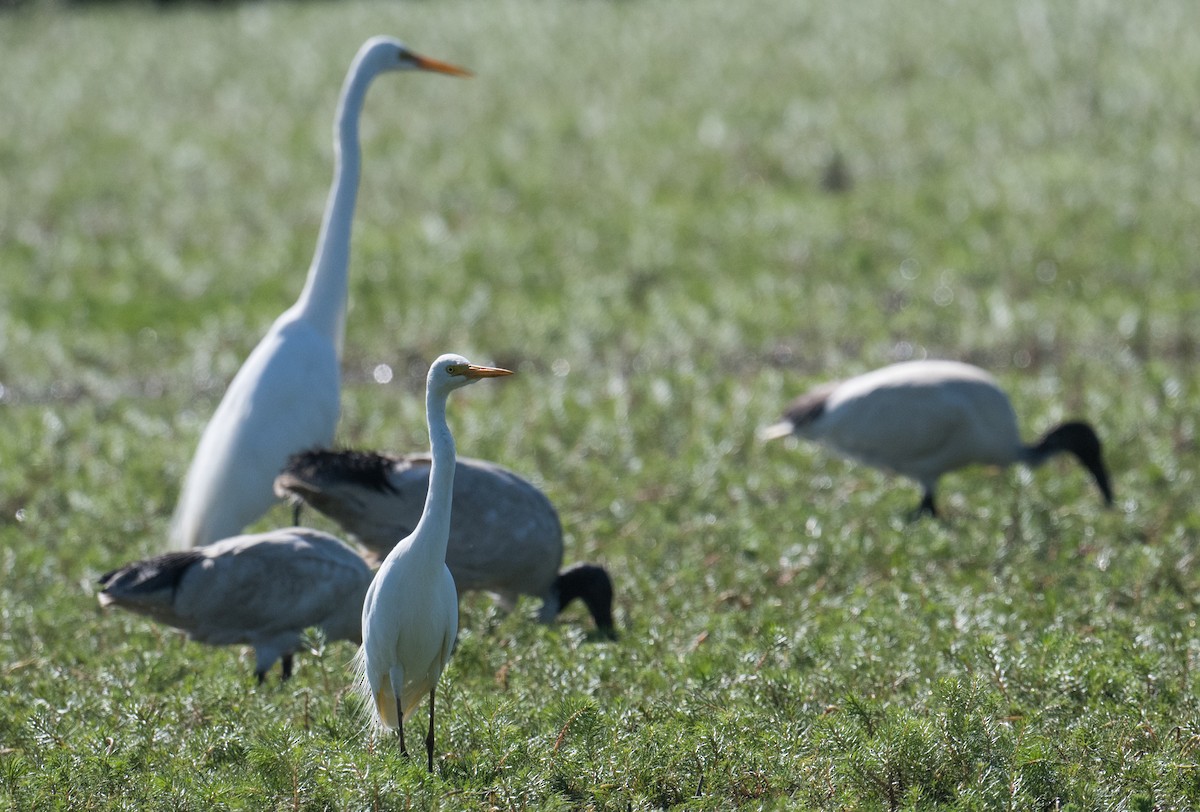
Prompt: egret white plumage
<box><xmin>169</xmin><ymin>37</ymin><xmax>470</xmax><ymax>550</ymax></box>
<box><xmin>275</xmin><ymin>449</ymin><xmax>616</xmax><ymax>635</ymax></box>
<box><xmin>98</xmin><ymin>528</ymin><xmax>372</xmax><ymax>683</ymax></box>
<box><xmin>354</xmin><ymin>354</ymin><xmax>512</xmax><ymax>771</ymax></box>
<box><xmin>760</xmin><ymin>359</ymin><xmax>1114</xmax><ymax>517</ymax></box>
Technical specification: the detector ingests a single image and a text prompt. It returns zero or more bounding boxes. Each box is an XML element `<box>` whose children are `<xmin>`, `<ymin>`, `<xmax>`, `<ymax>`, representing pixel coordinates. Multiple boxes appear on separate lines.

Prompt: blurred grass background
<box><xmin>2</xmin><ymin>0</ymin><xmax>1199</xmax><ymax>807</ymax></box>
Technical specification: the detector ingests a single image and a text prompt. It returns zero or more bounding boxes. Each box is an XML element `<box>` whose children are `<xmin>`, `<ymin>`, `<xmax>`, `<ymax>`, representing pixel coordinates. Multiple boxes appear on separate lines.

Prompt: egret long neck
<box><xmin>292</xmin><ymin>59</ymin><xmax>376</xmax><ymax>355</ymax></box>
<box><xmin>407</xmin><ymin>387</ymin><xmax>457</xmax><ymax>565</ymax></box>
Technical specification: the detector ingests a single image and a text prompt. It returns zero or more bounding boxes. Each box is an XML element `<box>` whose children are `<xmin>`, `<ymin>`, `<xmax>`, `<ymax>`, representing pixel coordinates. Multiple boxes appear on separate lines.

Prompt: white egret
<box><xmin>275</xmin><ymin>449</ymin><xmax>616</xmax><ymax>635</ymax></box>
<box><xmin>169</xmin><ymin>38</ymin><xmax>470</xmax><ymax>549</ymax></box>
<box><xmin>98</xmin><ymin>528</ymin><xmax>372</xmax><ymax>683</ymax></box>
<box><xmin>354</xmin><ymin>354</ymin><xmax>512</xmax><ymax>771</ymax></box>
<box><xmin>759</xmin><ymin>359</ymin><xmax>1114</xmax><ymax>517</ymax></box>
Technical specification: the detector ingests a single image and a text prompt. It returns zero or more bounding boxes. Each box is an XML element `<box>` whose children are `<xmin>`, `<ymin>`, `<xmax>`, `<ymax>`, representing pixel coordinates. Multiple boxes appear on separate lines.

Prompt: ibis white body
<box><xmin>275</xmin><ymin>449</ymin><xmax>615</xmax><ymax>634</ymax></box>
<box><xmin>761</xmin><ymin>360</ymin><xmax>1114</xmax><ymax>516</ymax></box>
<box><xmin>98</xmin><ymin>528</ymin><xmax>371</xmax><ymax>682</ymax></box>
<box><xmin>169</xmin><ymin>37</ymin><xmax>470</xmax><ymax>549</ymax></box>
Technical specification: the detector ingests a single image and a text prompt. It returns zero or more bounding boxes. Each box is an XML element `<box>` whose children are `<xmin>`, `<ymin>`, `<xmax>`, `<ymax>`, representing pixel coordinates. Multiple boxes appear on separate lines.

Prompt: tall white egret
<box><xmin>354</xmin><ymin>354</ymin><xmax>512</xmax><ymax>771</ymax></box>
<box><xmin>759</xmin><ymin>359</ymin><xmax>1114</xmax><ymax>517</ymax></box>
<box><xmin>170</xmin><ymin>38</ymin><xmax>470</xmax><ymax>550</ymax></box>
<box><xmin>275</xmin><ymin>449</ymin><xmax>616</xmax><ymax>635</ymax></box>
<box><xmin>98</xmin><ymin>528</ymin><xmax>372</xmax><ymax>683</ymax></box>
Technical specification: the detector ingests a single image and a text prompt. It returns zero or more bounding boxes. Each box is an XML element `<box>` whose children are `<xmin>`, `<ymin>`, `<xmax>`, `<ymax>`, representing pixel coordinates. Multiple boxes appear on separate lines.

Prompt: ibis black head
<box><xmin>1038</xmin><ymin>421</ymin><xmax>1114</xmax><ymax>506</ymax></box>
<box><xmin>554</xmin><ymin>563</ymin><xmax>617</xmax><ymax>639</ymax></box>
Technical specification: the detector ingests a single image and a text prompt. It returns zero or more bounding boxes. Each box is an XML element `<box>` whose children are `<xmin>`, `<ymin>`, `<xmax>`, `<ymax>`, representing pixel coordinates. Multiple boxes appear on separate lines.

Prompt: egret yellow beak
<box><xmin>412</xmin><ymin>54</ymin><xmax>473</xmax><ymax>78</ymax></box>
<box><xmin>463</xmin><ymin>364</ymin><xmax>513</xmax><ymax>379</ymax></box>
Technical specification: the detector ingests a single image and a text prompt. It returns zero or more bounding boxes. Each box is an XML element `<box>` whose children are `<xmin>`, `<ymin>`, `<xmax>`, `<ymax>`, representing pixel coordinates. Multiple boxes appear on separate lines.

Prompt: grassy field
<box><xmin>2</xmin><ymin>0</ymin><xmax>1200</xmax><ymax>807</ymax></box>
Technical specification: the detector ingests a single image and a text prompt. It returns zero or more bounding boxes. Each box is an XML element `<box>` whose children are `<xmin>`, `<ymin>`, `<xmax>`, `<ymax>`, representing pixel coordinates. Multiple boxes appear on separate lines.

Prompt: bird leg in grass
<box><xmin>910</xmin><ymin>490</ymin><xmax>938</xmax><ymax>521</ymax></box>
<box><xmin>426</xmin><ymin>687</ymin><xmax>436</xmax><ymax>772</ymax></box>
<box><xmin>255</xmin><ymin>654</ymin><xmax>293</xmax><ymax>685</ymax></box>
<box><xmin>396</xmin><ymin>694</ymin><xmax>408</xmax><ymax>757</ymax></box>
<box><xmin>292</xmin><ymin>501</ymin><xmax>303</xmax><ymax>526</ymax></box>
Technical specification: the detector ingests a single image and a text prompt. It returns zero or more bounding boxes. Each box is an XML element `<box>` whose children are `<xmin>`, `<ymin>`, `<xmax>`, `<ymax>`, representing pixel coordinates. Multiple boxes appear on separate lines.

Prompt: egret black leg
<box><xmin>281</xmin><ymin>653</ymin><xmax>294</xmax><ymax>681</ymax></box>
<box><xmin>292</xmin><ymin>502</ymin><xmax>303</xmax><ymax>526</ymax></box>
<box><xmin>255</xmin><ymin>670</ymin><xmax>267</xmax><ymax>686</ymax></box>
<box><xmin>426</xmin><ymin>687</ymin><xmax>436</xmax><ymax>772</ymax></box>
<box><xmin>396</xmin><ymin>695</ymin><xmax>408</xmax><ymax>757</ymax></box>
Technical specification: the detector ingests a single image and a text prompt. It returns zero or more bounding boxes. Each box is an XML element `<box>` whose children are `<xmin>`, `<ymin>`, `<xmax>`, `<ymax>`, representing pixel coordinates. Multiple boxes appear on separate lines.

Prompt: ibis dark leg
<box><xmin>426</xmin><ymin>687</ymin><xmax>436</xmax><ymax>772</ymax></box>
<box><xmin>292</xmin><ymin>502</ymin><xmax>303</xmax><ymax>526</ymax></box>
<box><xmin>910</xmin><ymin>490</ymin><xmax>938</xmax><ymax>520</ymax></box>
<box><xmin>281</xmin><ymin>653</ymin><xmax>294</xmax><ymax>681</ymax></box>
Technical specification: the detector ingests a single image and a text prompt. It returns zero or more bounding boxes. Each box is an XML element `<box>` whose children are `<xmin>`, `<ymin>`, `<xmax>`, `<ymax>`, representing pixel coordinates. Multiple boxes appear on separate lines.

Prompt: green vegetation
<box><xmin>3</xmin><ymin>0</ymin><xmax>1199</xmax><ymax>807</ymax></box>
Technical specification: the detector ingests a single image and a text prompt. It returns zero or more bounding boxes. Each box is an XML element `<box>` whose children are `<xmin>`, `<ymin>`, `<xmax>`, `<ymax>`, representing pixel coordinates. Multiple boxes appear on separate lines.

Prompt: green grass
<box><xmin>3</xmin><ymin>0</ymin><xmax>1200</xmax><ymax>807</ymax></box>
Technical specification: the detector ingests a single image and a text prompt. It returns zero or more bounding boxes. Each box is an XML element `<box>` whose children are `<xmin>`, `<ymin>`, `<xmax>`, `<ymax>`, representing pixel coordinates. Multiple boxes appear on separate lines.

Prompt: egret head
<box><xmin>358</xmin><ymin>36</ymin><xmax>472</xmax><ymax>78</ymax></box>
<box><xmin>428</xmin><ymin>353</ymin><xmax>513</xmax><ymax>396</ymax></box>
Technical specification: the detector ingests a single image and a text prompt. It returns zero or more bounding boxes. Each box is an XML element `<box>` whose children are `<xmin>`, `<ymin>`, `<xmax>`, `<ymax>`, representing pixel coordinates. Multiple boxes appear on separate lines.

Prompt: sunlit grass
<box><xmin>2</xmin><ymin>0</ymin><xmax>1200</xmax><ymax>807</ymax></box>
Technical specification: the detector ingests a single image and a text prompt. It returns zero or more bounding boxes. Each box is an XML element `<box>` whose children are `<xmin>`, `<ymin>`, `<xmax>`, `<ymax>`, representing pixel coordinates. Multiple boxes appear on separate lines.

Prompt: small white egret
<box><xmin>98</xmin><ymin>528</ymin><xmax>372</xmax><ymax>682</ymax></box>
<box><xmin>170</xmin><ymin>38</ymin><xmax>470</xmax><ymax>549</ymax></box>
<box><xmin>354</xmin><ymin>354</ymin><xmax>512</xmax><ymax>771</ymax></box>
<box><xmin>759</xmin><ymin>359</ymin><xmax>1114</xmax><ymax>517</ymax></box>
<box><xmin>275</xmin><ymin>449</ymin><xmax>615</xmax><ymax>635</ymax></box>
